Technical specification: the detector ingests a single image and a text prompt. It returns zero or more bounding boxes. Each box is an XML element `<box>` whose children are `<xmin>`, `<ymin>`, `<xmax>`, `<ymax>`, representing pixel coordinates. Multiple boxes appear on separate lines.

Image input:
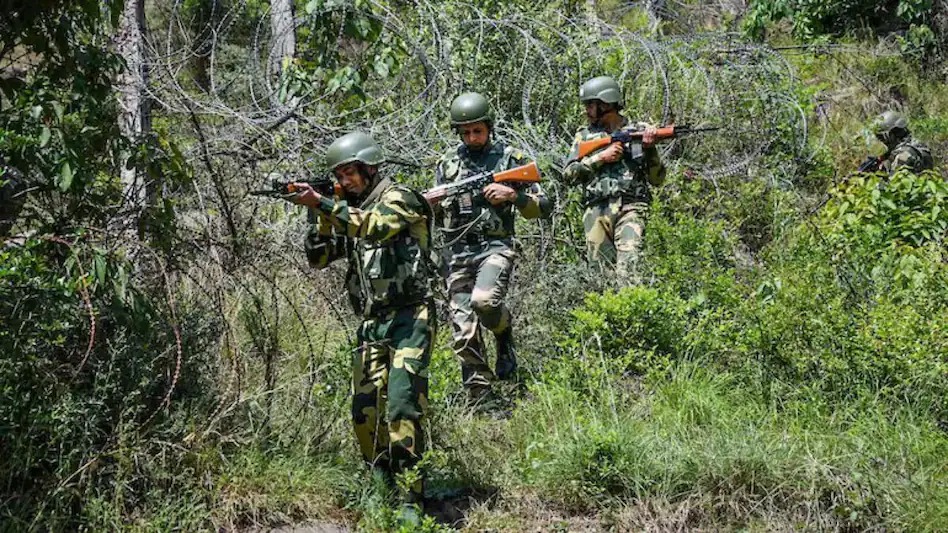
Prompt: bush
<box><xmin>0</xmin><ymin>240</ymin><xmax>214</xmax><ymax>528</ymax></box>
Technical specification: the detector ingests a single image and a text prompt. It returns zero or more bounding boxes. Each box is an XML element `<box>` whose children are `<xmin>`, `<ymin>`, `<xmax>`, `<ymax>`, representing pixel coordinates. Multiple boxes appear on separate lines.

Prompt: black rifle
<box><xmin>857</xmin><ymin>152</ymin><xmax>889</xmax><ymax>173</ymax></box>
<box><xmin>250</xmin><ymin>177</ymin><xmax>337</xmax><ymax>198</ymax></box>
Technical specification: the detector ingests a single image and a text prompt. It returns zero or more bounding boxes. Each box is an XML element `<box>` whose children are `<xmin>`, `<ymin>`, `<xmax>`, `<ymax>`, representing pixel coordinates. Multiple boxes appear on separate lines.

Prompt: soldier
<box><xmin>432</xmin><ymin>92</ymin><xmax>552</xmax><ymax>408</ymax></box>
<box><xmin>563</xmin><ymin>76</ymin><xmax>665</xmax><ymax>283</ymax></box>
<box><xmin>1</xmin><ymin>161</ymin><xmax>26</xmax><ymax>239</ymax></box>
<box><xmin>869</xmin><ymin>111</ymin><xmax>934</xmax><ymax>174</ymax></box>
<box><xmin>290</xmin><ymin>132</ymin><xmax>436</xmax><ymax>521</ymax></box>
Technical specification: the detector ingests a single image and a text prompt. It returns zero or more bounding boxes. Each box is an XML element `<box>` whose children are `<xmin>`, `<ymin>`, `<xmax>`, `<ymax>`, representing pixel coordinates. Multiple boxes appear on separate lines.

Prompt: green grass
<box><xmin>507</xmin><ymin>366</ymin><xmax>948</xmax><ymax>530</ymax></box>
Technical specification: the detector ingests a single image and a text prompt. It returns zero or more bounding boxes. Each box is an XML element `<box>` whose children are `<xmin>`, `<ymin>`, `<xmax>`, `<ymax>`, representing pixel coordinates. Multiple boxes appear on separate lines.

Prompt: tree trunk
<box><xmin>268</xmin><ymin>0</ymin><xmax>301</xmax><ymax>169</ymax></box>
<box><xmin>116</xmin><ymin>0</ymin><xmax>151</xmax><ymax>220</ymax></box>
<box><xmin>269</xmin><ymin>0</ymin><xmax>296</xmax><ymax>77</ymax></box>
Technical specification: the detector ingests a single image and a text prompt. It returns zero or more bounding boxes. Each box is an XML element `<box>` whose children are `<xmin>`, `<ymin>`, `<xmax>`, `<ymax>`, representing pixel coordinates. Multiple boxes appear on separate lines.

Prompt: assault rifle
<box><xmin>250</xmin><ymin>176</ymin><xmax>340</xmax><ymax>199</ymax></box>
<box><xmin>423</xmin><ymin>161</ymin><xmax>541</xmax><ymax>206</ymax></box>
<box><xmin>856</xmin><ymin>153</ymin><xmax>888</xmax><ymax>173</ymax></box>
<box><xmin>574</xmin><ymin>124</ymin><xmax>720</xmax><ymax>160</ymax></box>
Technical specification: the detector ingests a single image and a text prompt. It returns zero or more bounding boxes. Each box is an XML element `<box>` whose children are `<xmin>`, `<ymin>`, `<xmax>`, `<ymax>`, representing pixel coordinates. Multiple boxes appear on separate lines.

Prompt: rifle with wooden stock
<box><xmin>574</xmin><ymin>124</ymin><xmax>720</xmax><ymax>160</ymax></box>
<box><xmin>423</xmin><ymin>161</ymin><xmax>542</xmax><ymax>205</ymax></box>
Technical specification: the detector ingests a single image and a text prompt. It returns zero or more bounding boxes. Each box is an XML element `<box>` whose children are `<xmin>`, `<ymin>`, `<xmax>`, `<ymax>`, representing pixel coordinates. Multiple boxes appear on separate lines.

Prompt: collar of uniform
<box><xmin>359</xmin><ymin>175</ymin><xmax>392</xmax><ymax>209</ymax></box>
<box><xmin>588</xmin><ymin>116</ymin><xmax>628</xmax><ymax>134</ymax></box>
<box><xmin>459</xmin><ymin>141</ymin><xmax>503</xmax><ymax>161</ymax></box>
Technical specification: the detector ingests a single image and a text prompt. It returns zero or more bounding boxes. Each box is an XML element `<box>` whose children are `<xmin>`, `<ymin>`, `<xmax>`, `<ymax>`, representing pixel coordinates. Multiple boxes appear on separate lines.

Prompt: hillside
<box><xmin>1</xmin><ymin>1</ymin><xmax>946</xmax><ymax>531</ymax></box>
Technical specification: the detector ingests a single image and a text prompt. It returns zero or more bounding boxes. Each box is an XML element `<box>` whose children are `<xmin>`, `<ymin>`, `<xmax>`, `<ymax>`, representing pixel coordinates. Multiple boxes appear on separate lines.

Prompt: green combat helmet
<box><xmin>325</xmin><ymin>131</ymin><xmax>385</xmax><ymax>170</ymax></box>
<box><xmin>871</xmin><ymin>110</ymin><xmax>909</xmax><ymax>146</ymax></box>
<box><xmin>450</xmin><ymin>92</ymin><xmax>494</xmax><ymax>127</ymax></box>
<box><xmin>579</xmin><ymin>76</ymin><xmax>623</xmax><ymax>108</ymax></box>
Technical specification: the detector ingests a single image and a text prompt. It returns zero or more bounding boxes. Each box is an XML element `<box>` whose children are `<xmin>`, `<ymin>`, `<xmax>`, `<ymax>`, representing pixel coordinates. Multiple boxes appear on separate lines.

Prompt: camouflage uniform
<box><xmin>434</xmin><ymin>142</ymin><xmax>551</xmax><ymax>395</ymax></box>
<box><xmin>563</xmin><ymin>119</ymin><xmax>665</xmax><ymax>282</ymax></box>
<box><xmin>305</xmin><ymin>175</ymin><xmax>435</xmax><ymax>502</ymax></box>
<box><xmin>885</xmin><ymin>136</ymin><xmax>934</xmax><ymax>174</ymax></box>
<box><xmin>870</xmin><ymin>111</ymin><xmax>936</xmax><ymax>175</ymax></box>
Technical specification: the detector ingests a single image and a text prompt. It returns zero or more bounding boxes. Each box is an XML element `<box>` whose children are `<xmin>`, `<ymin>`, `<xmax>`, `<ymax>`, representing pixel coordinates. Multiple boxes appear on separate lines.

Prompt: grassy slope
<box><xmin>82</xmin><ymin>27</ymin><xmax>948</xmax><ymax>533</ymax></box>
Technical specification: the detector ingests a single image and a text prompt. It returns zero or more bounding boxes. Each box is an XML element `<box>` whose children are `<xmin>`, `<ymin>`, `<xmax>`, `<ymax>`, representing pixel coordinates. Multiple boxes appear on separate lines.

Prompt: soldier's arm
<box><xmin>514</xmin><ymin>183</ymin><xmax>553</xmax><ymax>219</ymax></box>
<box><xmin>507</xmin><ymin>150</ymin><xmax>553</xmax><ymax>219</ymax></box>
<box><xmin>304</xmin><ymin>213</ymin><xmax>347</xmax><ymax>268</ymax></box>
<box><xmin>562</xmin><ymin>133</ymin><xmax>603</xmax><ymax>186</ymax></box>
<box><xmin>890</xmin><ymin>145</ymin><xmax>922</xmax><ymax>173</ymax></box>
<box><xmin>317</xmin><ymin>188</ymin><xmax>425</xmax><ymax>244</ymax></box>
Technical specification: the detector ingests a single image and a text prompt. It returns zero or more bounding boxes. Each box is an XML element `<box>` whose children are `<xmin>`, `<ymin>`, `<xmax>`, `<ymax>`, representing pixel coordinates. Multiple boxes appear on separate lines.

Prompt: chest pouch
<box><xmin>457</xmin><ymin>191</ymin><xmax>475</xmax><ymax>216</ymax></box>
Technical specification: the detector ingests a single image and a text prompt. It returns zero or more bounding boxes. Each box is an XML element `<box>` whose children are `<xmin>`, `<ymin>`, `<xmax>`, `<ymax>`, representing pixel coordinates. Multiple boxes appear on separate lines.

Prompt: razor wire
<box><xmin>147</xmin><ymin>1</ymin><xmax>810</xmax><ymax>185</ymax></box>
<box><xmin>135</xmin><ymin>0</ymin><xmax>822</xmax><ymax>436</ymax></box>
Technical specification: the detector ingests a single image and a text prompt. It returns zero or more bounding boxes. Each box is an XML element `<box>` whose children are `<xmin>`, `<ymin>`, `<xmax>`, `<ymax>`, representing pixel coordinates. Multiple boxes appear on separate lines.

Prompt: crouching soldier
<box><xmin>863</xmin><ymin>111</ymin><xmax>934</xmax><ymax>174</ymax></box>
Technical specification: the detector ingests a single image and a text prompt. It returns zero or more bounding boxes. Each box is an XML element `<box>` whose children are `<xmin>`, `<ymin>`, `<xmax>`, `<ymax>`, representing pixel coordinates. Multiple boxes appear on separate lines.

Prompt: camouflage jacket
<box><xmin>305</xmin><ymin>177</ymin><xmax>435</xmax><ymax>317</ymax></box>
<box><xmin>886</xmin><ymin>136</ymin><xmax>934</xmax><ymax>174</ymax></box>
<box><xmin>433</xmin><ymin>142</ymin><xmax>551</xmax><ymax>264</ymax></box>
<box><xmin>563</xmin><ymin>119</ymin><xmax>666</xmax><ymax>205</ymax></box>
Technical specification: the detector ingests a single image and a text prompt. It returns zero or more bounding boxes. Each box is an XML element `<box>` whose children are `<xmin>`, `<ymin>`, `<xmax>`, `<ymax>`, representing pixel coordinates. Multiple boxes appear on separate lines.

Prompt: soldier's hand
<box><xmin>289</xmin><ymin>182</ymin><xmax>322</xmax><ymax>208</ymax></box>
<box><xmin>641</xmin><ymin>127</ymin><xmax>658</xmax><ymax>148</ymax></box>
<box><xmin>598</xmin><ymin>142</ymin><xmax>624</xmax><ymax>164</ymax></box>
<box><xmin>424</xmin><ymin>189</ymin><xmax>448</xmax><ymax>206</ymax></box>
<box><xmin>483</xmin><ymin>183</ymin><xmax>517</xmax><ymax>205</ymax></box>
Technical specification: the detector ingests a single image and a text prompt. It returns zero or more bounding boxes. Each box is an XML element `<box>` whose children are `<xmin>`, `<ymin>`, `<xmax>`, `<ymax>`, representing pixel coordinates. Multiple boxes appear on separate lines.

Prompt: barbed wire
<box><xmin>147</xmin><ymin>1</ymin><xmax>809</xmax><ymax>180</ymax></box>
<box><xmin>132</xmin><ymin>1</ymin><xmax>826</xmax><ymax>435</ymax></box>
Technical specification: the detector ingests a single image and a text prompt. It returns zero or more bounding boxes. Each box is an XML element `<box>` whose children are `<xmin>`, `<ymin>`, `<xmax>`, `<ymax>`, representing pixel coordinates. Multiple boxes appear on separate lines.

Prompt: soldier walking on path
<box><xmin>563</xmin><ymin>76</ymin><xmax>666</xmax><ymax>284</ymax></box>
<box><xmin>290</xmin><ymin>132</ymin><xmax>436</xmax><ymax>523</ymax></box>
<box><xmin>431</xmin><ymin>92</ymin><xmax>552</xmax><ymax>410</ymax></box>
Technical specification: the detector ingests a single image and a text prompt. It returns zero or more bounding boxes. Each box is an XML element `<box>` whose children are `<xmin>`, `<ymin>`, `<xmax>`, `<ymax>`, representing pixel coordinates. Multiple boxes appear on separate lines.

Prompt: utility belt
<box><xmin>583</xmin><ymin>182</ymin><xmax>651</xmax><ymax>207</ymax></box>
<box><xmin>362</xmin><ymin>295</ymin><xmax>429</xmax><ymax>319</ymax></box>
<box><xmin>449</xmin><ymin>234</ymin><xmax>512</xmax><ymax>254</ymax></box>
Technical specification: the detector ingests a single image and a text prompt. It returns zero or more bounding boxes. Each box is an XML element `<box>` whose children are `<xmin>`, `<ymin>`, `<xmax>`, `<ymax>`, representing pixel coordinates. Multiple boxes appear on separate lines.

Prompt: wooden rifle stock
<box><xmin>575</xmin><ymin>124</ymin><xmax>714</xmax><ymax>159</ymax></box>
<box><xmin>493</xmin><ymin>161</ymin><xmax>541</xmax><ymax>184</ymax></box>
<box><xmin>424</xmin><ymin>162</ymin><xmax>541</xmax><ymax>204</ymax></box>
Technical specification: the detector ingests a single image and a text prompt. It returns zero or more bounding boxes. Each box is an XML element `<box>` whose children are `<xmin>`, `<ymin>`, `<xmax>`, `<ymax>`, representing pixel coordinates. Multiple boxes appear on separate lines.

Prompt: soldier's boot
<box><xmin>494</xmin><ymin>328</ymin><xmax>518</xmax><ymax>381</ymax></box>
<box><xmin>396</xmin><ymin>475</ymin><xmax>425</xmax><ymax>527</ymax></box>
<box><xmin>467</xmin><ymin>386</ymin><xmax>511</xmax><ymax>419</ymax></box>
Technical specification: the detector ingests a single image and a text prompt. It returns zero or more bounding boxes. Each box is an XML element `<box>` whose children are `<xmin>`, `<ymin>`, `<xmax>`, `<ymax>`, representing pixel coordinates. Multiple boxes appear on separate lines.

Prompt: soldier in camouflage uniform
<box><xmin>432</xmin><ymin>92</ymin><xmax>552</xmax><ymax>404</ymax></box>
<box><xmin>871</xmin><ymin>111</ymin><xmax>934</xmax><ymax>174</ymax></box>
<box><xmin>563</xmin><ymin>76</ymin><xmax>665</xmax><ymax>283</ymax></box>
<box><xmin>291</xmin><ymin>132</ymin><xmax>436</xmax><ymax>514</ymax></box>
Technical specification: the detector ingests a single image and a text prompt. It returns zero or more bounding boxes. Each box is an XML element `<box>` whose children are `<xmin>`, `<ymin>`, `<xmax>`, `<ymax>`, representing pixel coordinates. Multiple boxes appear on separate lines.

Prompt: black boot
<box><xmin>495</xmin><ymin>328</ymin><xmax>518</xmax><ymax>380</ymax></box>
<box><xmin>467</xmin><ymin>386</ymin><xmax>511</xmax><ymax>418</ymax></box>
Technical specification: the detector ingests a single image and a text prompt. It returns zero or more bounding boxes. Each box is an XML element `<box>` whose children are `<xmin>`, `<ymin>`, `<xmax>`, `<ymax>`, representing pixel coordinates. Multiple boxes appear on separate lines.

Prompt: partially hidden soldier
<box><xmin>432</xmin><ymin>92</ymin><xmax>552</xmax><ymax>408</ymax></box>
<box><xmin>865</xmin><ymin>111</ymin><xmax>934</xmax><ymax>174</ymax></box>
<box><xmin>563</xmin><ymin>76</ymin><xmax>665</xmax><ymax>283</ymax></box>
<box><xmin>1</xmin><ymin>160</ymin><xmax>26</xmax><ymax>239</ymax></box>
<box><xmin>290</xmin><ymin>132</ymin><xmax>436</xmax><ymax>521</ymax></box>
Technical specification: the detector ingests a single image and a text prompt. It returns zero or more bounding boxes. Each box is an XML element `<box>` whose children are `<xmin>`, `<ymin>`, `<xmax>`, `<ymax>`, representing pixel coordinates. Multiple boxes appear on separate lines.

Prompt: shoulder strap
<box><xmin>359</xmin><ymin>177</ymin><xmax>392</xmax><ymax>209</ymax></box>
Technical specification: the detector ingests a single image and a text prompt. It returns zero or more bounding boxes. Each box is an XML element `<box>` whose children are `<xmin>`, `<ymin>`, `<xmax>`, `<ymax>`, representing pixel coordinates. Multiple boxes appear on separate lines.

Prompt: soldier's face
<box><xmin>334</xmin><ymin>163</ymin><xmax>370</xmax><ymax>195</ymax></box>
<box><xmin>585</xmin><ymin>101</ymin><xmax>608</xmax><ymax>125</ymax></box>
<box><xmin>458</xmin><ymin>122</ymin><xmax>490</xmax><ymax>150</ymax></box>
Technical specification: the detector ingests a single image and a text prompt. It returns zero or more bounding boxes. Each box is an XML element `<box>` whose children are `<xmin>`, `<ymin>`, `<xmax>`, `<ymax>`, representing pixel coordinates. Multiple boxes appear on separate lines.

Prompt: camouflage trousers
<box><xmin>352</xmin><ymin>300</ymin><xmax>435</xmax><ymax>501</ymax></box>
<box><xmin>583</xmin><ymin>198</ymin><xmax>648</xmax><ymax>283</ymax></box>
<box><xmin>446</xmin><ymin>248</ymin><xmax>515</xmax><ymax>393</ymax></box>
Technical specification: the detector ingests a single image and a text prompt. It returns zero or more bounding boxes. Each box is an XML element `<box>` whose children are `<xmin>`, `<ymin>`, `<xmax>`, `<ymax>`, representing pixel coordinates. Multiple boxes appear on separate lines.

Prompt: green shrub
<box><xmin>556</xmin><ymin>286</ymin><xmax>687</xmax><ymax>382</ymax></box>
<box><xmin>824</xmin><ymin>170</ymin><xmax>948</xmax><ymax>249</ymax></box>
<box><xmin>0</xmin><ymin>240</ymin><xmax>214</xmax><ymax>528</ymax></box>
<box><xmin>514</xmin><ymin>367</ymin><xmax>948</xmax><ymax>528</ymax></box>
